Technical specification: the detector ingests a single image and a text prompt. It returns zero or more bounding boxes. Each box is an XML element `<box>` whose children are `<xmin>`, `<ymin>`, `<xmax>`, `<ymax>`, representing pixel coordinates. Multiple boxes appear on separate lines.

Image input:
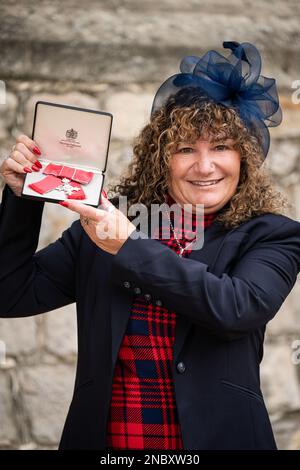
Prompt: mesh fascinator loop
<box><xmin>151</xmin><ymin>41</ymin><xmax>282</xmax><ymax>158</ymax></box>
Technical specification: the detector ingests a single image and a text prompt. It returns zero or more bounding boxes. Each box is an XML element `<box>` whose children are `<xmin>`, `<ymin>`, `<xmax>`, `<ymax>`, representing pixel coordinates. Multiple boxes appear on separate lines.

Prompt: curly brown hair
<box><xmin>108</xmin><ymin>99</ymin><xmax>290</xmax><ymax>230</ymax></box>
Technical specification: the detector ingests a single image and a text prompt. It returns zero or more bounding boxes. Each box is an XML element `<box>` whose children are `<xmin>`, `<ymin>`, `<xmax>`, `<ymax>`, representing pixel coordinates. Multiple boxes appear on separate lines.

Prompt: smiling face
<box><xmin>168</xmin><ymin>137</ymin><xmax>241</xmax><ymax>214</ymax></box>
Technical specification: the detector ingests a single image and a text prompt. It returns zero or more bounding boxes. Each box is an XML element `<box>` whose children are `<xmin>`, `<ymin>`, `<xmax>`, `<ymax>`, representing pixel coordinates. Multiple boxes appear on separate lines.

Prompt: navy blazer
<box><xmin>1</xmin><ymin>184</ymin><xmax>300</xmax><ymax>450</ymax></box>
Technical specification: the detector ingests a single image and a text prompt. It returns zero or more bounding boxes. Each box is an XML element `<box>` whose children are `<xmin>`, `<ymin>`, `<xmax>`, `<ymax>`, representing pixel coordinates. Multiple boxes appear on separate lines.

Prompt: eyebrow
<box><xmin>177</xmin><ymin>139</ymin><xmax>234</xmax><ymax>145</ymax></box>
<box><xmin>211</xmin><ymin>138</ymin><xmax>235</xmax><ymax>143</ymax></box>
<box><xmin>176</xmin><ymin>141</ymin><xmax>197</xmax><ymax>145</ymax></box>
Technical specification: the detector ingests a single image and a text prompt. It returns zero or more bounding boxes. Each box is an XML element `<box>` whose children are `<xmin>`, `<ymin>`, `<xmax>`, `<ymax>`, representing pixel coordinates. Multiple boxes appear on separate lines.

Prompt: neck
<box><xmin>166</xmin><ymin>192</ymin><xmax>221</xmax><ymax>216</ymax></box>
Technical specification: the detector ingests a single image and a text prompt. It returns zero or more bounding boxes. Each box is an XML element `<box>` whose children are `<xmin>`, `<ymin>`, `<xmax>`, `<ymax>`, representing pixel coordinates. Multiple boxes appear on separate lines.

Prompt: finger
<box><xmin>11</xmin><ymin>149</ymin><xmax>41</xmax><ymax>173</ymax></box>
<box><xmin>10</xmin><ymin>149</ymin><xmax>29</xmax><ymax>167</ymax></box>
<box><xmin>16</xmin><ymin>134</ymin><xmax>42</xmax><ymax>156</ymax></box>
<box><xmin>59</xmin><ymin>200</ymin><xmax>100</xmax><ymax>221</ymax></box>
<box><xmin>98</xmin><ymin>191</ymin><xmax>116</xmax><ymax>213</ymax></box>
<box><xmin>5</xmin><ymin>156</ymin><xmax>28</xmax><ymax>174</ymax></box>
<box><xmin>14</xmin><ymin>142</ymin><xmax>40</xmax><ymax>165</ymax></box>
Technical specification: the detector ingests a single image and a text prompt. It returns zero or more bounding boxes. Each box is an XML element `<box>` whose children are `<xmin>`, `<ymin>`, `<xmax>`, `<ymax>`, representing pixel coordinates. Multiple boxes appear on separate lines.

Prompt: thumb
<box><xmin>98</xmin><ymin>190</ymin><xmax>115</xmax><ymax>212</ymax></box>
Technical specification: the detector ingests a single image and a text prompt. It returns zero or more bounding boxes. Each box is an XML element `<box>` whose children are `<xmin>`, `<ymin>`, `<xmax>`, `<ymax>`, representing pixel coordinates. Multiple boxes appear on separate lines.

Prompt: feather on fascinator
<box><xmin>151</xmin><ymin>41</ymin><xmax>282</xmax><ymax>158</ymax></box>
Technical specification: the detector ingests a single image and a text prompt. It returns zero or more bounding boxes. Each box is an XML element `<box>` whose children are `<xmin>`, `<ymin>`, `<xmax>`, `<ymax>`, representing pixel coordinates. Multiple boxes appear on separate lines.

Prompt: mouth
<box><xmin>187</xmin><ymin>178</ymin><xmax>224</xmax><ymax>187</ymax></box>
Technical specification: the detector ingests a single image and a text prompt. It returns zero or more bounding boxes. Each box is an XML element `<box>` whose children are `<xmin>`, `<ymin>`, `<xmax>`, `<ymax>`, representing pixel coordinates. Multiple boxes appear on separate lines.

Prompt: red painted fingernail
<box><xmin>102</xmin><ymin>189</ymin><xmax>107</xmax><ymax>197</ymax></box>
<box><xmin>32</xmin><ymin>164</ymin><xmax>40</xmax><ymax>172</ymax></box>
<box><xmin>59</xmin><ymin>201</ymin><xmax>69</xmax><ymax>207</ymax></box>
<box><xmin>32</xmin><ymin>146</ymin><xmax>41</xmax><ymax>155</ymax></box>
<box><xmin>24</xmin><ymin>166</ymin><xmax>32</xmax><ymax>173</ymax></box>
<box><xmin>34</xmin><ymin>160</ymin><xmax>42</xmax><ymax>169</ymax></box>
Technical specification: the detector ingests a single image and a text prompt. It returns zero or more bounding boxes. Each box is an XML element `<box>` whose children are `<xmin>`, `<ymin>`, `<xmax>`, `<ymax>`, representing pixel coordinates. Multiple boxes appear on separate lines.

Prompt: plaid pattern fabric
<box><xmin>105</xmin><ymin>194</ymin><xmax>217</xmax><ymax>450</ymax></box>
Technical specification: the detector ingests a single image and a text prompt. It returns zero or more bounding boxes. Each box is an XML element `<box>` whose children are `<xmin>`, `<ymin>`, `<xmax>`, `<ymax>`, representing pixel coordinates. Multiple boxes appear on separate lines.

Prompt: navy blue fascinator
<box><xmin>151</xmin><ymin>41</ymin><xmax>282</xmax><ymax>158</ymax></box>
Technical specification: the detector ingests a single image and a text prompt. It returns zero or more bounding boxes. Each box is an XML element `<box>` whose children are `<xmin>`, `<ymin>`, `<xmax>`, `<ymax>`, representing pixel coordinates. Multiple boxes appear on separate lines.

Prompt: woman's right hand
<box><xmin>0</xmin><ymin>134</ymin><xmax>43</xmax><ymax>196</ymax></box>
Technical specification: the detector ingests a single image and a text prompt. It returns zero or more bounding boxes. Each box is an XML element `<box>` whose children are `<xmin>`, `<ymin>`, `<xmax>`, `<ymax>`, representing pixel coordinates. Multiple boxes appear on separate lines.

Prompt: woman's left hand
<box><xmin>59</xmin><ymin>192</ymin><xmax>136</xmax><ymax>255</ymax></box>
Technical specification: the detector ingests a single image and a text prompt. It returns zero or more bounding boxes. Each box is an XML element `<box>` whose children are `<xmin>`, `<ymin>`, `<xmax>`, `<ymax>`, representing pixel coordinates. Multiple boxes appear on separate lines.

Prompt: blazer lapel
<box><xmin>173</xmin><ymin>222</ymin><xmax>228</xmax><ymax>363</ymax></box>
<box><xmin>110</xmin><ymin>285</ymin><xmax>133</xmax><ymax>370</ymax></box>
<box><xmin>109</xmin><ymin>211</ymin><xmax>229</xmax><ymax>371</ymax></box>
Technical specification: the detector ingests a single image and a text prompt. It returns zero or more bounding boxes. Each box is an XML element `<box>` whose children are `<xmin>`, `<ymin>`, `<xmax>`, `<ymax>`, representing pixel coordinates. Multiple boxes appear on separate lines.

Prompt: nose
<box><xmin>192</xmin><ymin>151</ymin><xmax>215</xmax><ymax>174</ymax></box>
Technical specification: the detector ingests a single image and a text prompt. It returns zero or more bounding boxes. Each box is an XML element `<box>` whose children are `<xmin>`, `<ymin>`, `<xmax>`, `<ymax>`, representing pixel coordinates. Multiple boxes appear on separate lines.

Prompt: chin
<box><xmin>192</xmin><ymin>197</ymin><xmax>219</xmax><ymax>206</ymax></box>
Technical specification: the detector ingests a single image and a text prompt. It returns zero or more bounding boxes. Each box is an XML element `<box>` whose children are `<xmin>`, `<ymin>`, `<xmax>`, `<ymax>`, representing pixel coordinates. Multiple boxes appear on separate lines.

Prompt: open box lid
<box><xmin>32</xmin><ymin>101</ymin><xmax>113</xmax><ymax>173</ymax></box>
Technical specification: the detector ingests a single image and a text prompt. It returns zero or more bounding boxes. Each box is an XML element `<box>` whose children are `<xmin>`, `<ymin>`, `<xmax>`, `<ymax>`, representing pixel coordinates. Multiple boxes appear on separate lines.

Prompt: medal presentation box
<box><xmin>21</xmin><ymin>101</ymin><xmax>113</xmax><ymax>207</ymax></box>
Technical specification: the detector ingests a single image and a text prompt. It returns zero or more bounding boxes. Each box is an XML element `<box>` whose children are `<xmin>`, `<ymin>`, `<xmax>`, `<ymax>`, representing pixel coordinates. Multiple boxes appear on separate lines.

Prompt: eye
<box><xmin>177</xmin><ymin>147</ymin><xmax>194</xmax><ymax>154</ymax></box>
<box><xmin>213</xmin><ymin>144</ymin><xmax>230</xmax><ymax>152</ymax></box>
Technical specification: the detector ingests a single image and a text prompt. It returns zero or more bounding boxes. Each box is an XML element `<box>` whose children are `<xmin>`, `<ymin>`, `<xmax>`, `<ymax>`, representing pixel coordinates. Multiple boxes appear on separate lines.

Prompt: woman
<box><xmin>0</xmin><ymin>41</ymin><xmax>300</xmax><ymax>450</ymax></box>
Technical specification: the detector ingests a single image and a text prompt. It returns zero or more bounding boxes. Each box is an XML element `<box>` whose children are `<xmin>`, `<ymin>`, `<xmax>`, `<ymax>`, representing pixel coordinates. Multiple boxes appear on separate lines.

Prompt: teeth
<box><xmin>190</xmin><ymin>179</ymin><xmax>221</xmax><ymax>186</ymax></box>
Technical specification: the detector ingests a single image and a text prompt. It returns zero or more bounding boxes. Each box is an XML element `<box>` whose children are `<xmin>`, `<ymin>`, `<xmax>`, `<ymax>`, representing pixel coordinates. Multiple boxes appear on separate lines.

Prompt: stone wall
<box><xmin>0</xmin><ymin>0</ymin><xmax>300</xmax><ymax>450</ymax></box>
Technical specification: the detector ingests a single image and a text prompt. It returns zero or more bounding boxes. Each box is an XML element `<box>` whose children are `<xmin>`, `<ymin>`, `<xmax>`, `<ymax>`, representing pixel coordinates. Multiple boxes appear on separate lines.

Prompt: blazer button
<box><xmin>144</xmin><ymin>293</ymin><xmax>152</xmax><ymax>302</ymax></box>
<box><xmin>155</xmin><ymin>299</ymin><xmax>163</xmax><ymax>307</ymax></box>
<box><xmin>176</xmin><ymin>362</ymin><xmax>186</xmax><ymax>374</ymax></box>
<box><xmin>123</xmin><ymin>281</ymin><xmax>131</xmax><ymax>289</ymax></box>
<box><xmin>133</xmin><ymin>287</ymin><xmax>142</xmax><ymax>295</ymax></box>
